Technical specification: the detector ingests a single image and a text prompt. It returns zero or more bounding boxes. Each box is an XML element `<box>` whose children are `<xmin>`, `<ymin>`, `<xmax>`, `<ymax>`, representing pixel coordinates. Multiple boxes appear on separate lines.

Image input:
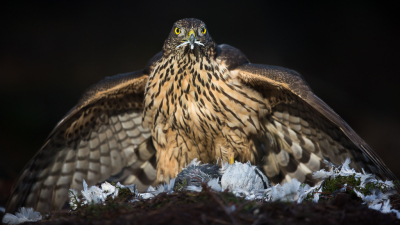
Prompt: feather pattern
<box><xmin>6</xmin><ymin>71</ymin><xmax>156</xmax><ymax>213</ymax></box>
<box><xmin>232</xmin><ymin>63</ymin><xmax>398</xmax><ymax>189</ymax></box>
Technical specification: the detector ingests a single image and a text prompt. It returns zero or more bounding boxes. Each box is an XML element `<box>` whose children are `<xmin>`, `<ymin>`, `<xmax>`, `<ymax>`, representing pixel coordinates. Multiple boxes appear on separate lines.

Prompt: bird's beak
<box><xmin>188</xmin><ymin>29</ymin><xmax>196</xmax><ymax>50</ymax></box>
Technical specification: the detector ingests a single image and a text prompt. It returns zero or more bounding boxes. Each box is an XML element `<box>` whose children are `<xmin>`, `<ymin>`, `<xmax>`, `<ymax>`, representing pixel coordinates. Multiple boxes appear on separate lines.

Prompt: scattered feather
<box><xmin>68</xmin><ymin>189</ymin><xmax>80</xmax><ymax>210</ymax></box>
<box><xmin>2</xmin><ymin>207</ymin><xmax>42</xmax><ymax>225</ymax></box>
<box><xmin>101</xmin><ymin>181</ymin><xmax>116</xmax><ymax>198</ymax></box>
<box><xmin>125</xmin><ymin>184</ymin><xmax>138</xmax><ymax>195</ymax></box>
<box><xmin>66</xmin><ymin>158</ymin><xmax>399</xmax><ymax>219</ymax></box>
<box><xmin>264</xmin><ymin>178</ymin><xmax>321</xmax><ymax>203</ymax></box>
<box><xmin>81</xmin><ymin>180</ymin><xmax>106</xmax><ymax>205</ymax></box>
<box><xmin>69</xmin><ymin>179</ymin><xmax>135</xmax><ymax>208</ymax></box>
<box><xmin>313</xmin><ymin>185</ymin><xmax>323</xmax><ymax>203</ymax></box>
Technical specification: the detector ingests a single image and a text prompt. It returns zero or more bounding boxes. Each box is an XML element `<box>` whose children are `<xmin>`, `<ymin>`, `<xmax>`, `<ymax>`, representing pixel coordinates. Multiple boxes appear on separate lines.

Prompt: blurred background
<box><xmin>0</xmin><ymin>1</ymin><xmax>399</xmax><ymax>208</ymax></box>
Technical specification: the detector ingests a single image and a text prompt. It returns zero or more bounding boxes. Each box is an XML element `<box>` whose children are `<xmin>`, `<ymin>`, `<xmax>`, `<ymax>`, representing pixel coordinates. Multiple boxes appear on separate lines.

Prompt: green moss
<box><xmin>220</xmin><ymin>192</ymin><xmax>246</xmax><ymax>204</ymax></box>
<box><xmin>304</xmin><ymin>174</ymin><xmax>395</xmax><ymax>203</ymax></box>
<box><xmin>173</xmin><ymin>178</ymin><xmax>188</xmax><ymax>192</ymax></box>
<box><xmin>116</xmin><ymin>186</ymin><xmax>134</xmax><ymax>199</ymax></box>
<box><xmin>361</xmin><ymin>181</ymin><xmax>392</xmax><ymax>195</ymax></box>
<box><xmin>242</xmin><ymin>201</ymin><xmax>258</xmax><ymax>212</ymax></box>
<box><xmin>75</xmin><ymin>200</ymin><xmax>132</xmax><ymax>220</ymax></box>
<box><xmin>303</xmin><ymin>192</ymin><xmax>314</xmax><ymax>202</ymax></box>
<box><xmin>319</xmin><ymin>174</ymin><xmax>361</xmax><ymax>200</ymax></box>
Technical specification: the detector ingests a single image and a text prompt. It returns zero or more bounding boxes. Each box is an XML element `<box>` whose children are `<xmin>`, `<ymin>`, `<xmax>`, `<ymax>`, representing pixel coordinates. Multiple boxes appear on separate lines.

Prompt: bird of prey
<box><xmin>6</xmin><ymin>18</ymin><xmax>398</xmax><ymax>213</ymax></box>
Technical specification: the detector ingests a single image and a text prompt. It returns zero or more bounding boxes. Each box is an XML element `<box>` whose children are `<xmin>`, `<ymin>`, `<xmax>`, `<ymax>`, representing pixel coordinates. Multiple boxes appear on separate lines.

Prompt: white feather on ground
<box><xmin>264</xmin><ymin>179</ymin><xmax>323</xmax><ymax>203</ymax></box>
<box><xmin>4</xmin><ymin>158</ymin><xmax>394</xmax><ymax>224</ymax></box>
<box><xmin>139</xmin><ymin>159</ymin><xmax>399</xmax><ymax>218</ymax></box>
<box><xmin>139</xmin><ymin>178</ymin><xmax>176</xmax><ymax>199</ymax></box>
<box><xmin>3</xmin><ymin>159</ymin><xmax>397</xmax><ymax>224</ymax></box>
<box><xmin>66</xmin><ymin>158</ymin><xmax>399</xmax><ymax>219</ymax></box>
<box><xmin>2</xmin><ymin>207</ymin><xmax>42</xmax><ymax>225</ymax></box>
<box><xmin>314</xmin><ymin>158</ymin><xmax>395</xmax><ymax>189</ymax></box>
<box><xmin>68</xmin><ymin>180</ymin><xmax>135</xmax><ymax>208</ymax></box>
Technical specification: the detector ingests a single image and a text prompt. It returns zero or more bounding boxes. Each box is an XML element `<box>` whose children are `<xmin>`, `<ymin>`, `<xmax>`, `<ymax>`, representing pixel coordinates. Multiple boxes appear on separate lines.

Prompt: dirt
<box><xmin>17</xmin><ymin>186</ymin><xmax>400</xmax><ymax>225</ymax></box>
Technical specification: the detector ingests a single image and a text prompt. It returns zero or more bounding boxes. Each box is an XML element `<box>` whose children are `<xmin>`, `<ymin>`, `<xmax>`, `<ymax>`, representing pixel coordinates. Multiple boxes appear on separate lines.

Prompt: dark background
<box><xmin>0</xmin><ymin>1</ymin><xmax>399</xmax><ymax>208</ymax></box>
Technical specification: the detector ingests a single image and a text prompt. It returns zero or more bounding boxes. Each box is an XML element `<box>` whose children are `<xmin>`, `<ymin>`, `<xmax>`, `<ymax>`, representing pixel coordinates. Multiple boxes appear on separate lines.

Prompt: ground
<box><xmin>5</xmin><ymin>184</ymin><xmax>399</xmax><ymax>225</ymax></box>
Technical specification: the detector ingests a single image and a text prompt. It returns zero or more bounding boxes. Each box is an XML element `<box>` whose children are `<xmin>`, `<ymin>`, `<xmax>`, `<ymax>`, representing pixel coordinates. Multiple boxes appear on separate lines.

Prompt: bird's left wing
<box><xmin>230</xmin><ymin>63</ymin><xmax>398</xmax><ymax>188</ymax></box>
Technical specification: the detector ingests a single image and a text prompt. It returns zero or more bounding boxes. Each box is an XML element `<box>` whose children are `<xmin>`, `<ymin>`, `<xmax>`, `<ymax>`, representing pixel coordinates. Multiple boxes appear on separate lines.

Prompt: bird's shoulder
<box><xmin>232</xmin><ymin>63</ymin><xmax>311</xmax><ymax>99</ymax></box>
<box><xmin>215</xmin><ymin>44</ymin><xmax>249</xmax><ymax>70</ymax></box>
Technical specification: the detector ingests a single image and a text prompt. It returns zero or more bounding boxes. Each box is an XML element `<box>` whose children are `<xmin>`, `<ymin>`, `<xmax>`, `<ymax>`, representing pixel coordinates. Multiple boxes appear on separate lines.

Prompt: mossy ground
<box><xmin>306</xmin><ymin>174</ymin><xmax>398</xmax><ymax>203</ymax></box>
<box><xmin>22</xmin><ymin>180</ymin><xmax>400</xmax><ymax>225</ymax></box>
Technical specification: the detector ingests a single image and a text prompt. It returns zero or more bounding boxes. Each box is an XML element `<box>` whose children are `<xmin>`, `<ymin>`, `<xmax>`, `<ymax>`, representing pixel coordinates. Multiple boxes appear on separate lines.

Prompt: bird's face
<box><xmin>163</xmin><ymin>18</ymin><xmax>215</xmax><ymax>57</ymax></box>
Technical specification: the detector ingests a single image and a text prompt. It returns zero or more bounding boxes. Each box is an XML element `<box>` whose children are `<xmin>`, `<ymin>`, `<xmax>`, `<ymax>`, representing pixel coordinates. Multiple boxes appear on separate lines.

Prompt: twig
<box><xmin>234</xmin><ymin>201</ymin><xmax>251</xmax><ymax>212</ymax></box>
<box><xmin>206</xmin><ymin>216</ymin><xmax>232</xmax><ymax>225</ymax></box>
<box><xmin>202</xmin><ymin>183</ymin><xmax>238</xmax><ymax>225</ymax></box>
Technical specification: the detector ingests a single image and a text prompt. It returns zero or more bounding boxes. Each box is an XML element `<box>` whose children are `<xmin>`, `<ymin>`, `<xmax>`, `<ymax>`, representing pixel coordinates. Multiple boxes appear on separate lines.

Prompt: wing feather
<box><xmin>6</xmin><ymin>70</ymin><xmax>155</xmax><ymax>213</ymax></box>
<box><xmin>232</xmin><ymin>63</ymin><xmax>398</xmax><ymax>190</ymax></box>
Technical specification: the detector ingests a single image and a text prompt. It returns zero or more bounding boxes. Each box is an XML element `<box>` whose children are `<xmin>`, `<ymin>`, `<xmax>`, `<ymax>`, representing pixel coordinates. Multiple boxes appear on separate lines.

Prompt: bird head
<box><xmin>163</xmin><ymin>18</ymin><xmax>216</xmax><ymax>57</ymax></box>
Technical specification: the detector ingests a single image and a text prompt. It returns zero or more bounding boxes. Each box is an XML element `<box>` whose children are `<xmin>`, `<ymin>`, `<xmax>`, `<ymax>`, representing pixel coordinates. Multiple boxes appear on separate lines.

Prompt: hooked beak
<box><xmin>188</xmin><ymin>31</ymin><xmax>196</xmax><ymax>50</ymax></box>
<box><xmin>176</xmin><ymin>29</ymin><xmax>204</xmax><ymax>50</ymax></box>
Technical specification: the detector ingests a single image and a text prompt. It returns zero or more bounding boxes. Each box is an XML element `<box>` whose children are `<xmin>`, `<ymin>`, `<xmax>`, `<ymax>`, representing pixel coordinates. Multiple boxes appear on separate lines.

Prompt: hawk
<box><xmin>6</xmin><ymin>18</ymin><xmax>398</xmax><ymax>213</ymax></box>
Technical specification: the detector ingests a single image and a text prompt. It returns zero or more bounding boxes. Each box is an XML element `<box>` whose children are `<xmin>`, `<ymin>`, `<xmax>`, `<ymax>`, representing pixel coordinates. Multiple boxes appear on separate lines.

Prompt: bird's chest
<box><xmin>143</xmin><ymin>55</ymin><xmax>265</xmax><ymax>166</ymax></box>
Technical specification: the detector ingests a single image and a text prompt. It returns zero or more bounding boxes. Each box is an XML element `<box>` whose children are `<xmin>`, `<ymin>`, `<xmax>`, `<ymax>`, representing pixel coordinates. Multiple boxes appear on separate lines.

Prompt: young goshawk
<box><xmin>6</xmin><ymin>18</ymin><xmax>398</xmax><ymax>213</ymax></box>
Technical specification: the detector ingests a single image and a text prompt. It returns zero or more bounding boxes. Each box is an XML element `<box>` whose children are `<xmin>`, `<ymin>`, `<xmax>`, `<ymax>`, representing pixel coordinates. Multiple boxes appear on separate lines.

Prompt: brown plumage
<box><xmin>6</xmin><ymin>18</ymin><xmax>398</xmax><ymax>213</ymax></box>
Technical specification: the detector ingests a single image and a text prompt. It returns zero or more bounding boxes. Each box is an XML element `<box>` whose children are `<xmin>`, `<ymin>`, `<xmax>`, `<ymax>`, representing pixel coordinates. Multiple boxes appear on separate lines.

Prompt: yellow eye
<box><xmin>175</xmin><ymin>28</ymin><xmax>181</xmax><ymax>35</ymax></box>
<box><xmin>201</xmin><ymin>27</ymin><xmax>206</xmax><ymax>34</ymax></box>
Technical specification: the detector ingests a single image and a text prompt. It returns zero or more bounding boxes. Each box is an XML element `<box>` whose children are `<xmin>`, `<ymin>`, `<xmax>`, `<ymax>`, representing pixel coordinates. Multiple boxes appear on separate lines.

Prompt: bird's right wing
<box><xmin>216</xmin><ymin>44</ymin><xmax>397</xmax><ymax>190</ymax></box>
<box><xmin>231</xmin><ymin>63</ymin><xmax>398</xmax><ymax>189</ymax></box>
<box><xmin>6</xmin><ymin>67</ymin><xmax>158</xmax><ymax>213</ymax></box>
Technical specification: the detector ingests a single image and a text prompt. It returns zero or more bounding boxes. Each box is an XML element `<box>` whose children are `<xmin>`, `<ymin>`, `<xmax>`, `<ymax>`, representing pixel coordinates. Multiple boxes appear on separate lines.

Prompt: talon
<box><xmin>229</xmin><ymin>153</ymin><xmax>235</xmax><ymax>164</ymax></box>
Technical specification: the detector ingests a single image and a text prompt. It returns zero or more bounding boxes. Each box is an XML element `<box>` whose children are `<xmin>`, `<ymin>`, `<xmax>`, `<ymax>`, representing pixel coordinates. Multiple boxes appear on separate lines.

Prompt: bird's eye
<box><xmin>175</xmin><ymin>28</ymin><xmax>181</xmax><ymax>35</ymax></box>
<box><xmin>201</xmin><ymin>27</ymin><xmax>206</xmax><ymax>34</ymax></box>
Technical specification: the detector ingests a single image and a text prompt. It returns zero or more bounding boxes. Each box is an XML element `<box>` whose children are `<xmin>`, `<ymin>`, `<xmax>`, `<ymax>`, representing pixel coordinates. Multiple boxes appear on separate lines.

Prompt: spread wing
<box><xmin>230</xmin><ymin>63</ymin><xmax>398</xmax><ymax>189</ymax></box>
<box><xmin>6</xmin><ymin>69</ymin><xmax>158</xmax><ymax>213</ymax></box>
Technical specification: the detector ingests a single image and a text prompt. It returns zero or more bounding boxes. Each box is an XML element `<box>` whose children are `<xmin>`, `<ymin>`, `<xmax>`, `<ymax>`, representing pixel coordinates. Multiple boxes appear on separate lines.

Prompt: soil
<box><xmin>14</xmin><ymin>186</ymin><xmax>400</xmax><ymax>225</ymax></box>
